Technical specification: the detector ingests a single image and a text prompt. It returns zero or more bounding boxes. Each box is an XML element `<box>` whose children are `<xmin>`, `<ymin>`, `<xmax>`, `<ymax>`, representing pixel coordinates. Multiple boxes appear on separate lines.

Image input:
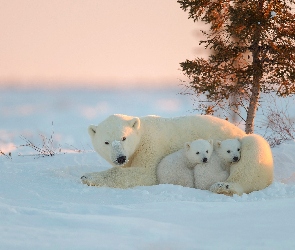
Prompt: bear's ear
<box><xmin>184</xmin><ymin>142</ymin><xmax>190</xmax><ymax>151</ymax></box>
<box><xmin>216</xmin><ymin>140</ymin><xmax>222</xmax><ymax>147</ymax></box>
<box><xmin>237</xmin><ymin>137</ymin><xmax>242</xmax><ymax>143</ymax></box>
<box><xmin>129</xmin><ymin>117</ymin><xmax>140</xmax><ymax>130</ymax></box>
<box><xmin>208</xmin><ymin>139</ymin><xmax>214</xmax><ymax>146</ymax></box>
<box><xmin>88</xmin><ymin>125</ymin><xmax>97</xmax><ymax>138</ymax></box>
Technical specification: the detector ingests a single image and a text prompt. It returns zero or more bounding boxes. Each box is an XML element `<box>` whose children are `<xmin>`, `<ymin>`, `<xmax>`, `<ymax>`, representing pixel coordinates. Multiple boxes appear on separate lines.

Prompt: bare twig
<box><xmin>17</xmin><ymin>122</ymin><xmax>64</xmax><ymax>158</ymax></box>
<box><xmin>64</xmin><ymin>143</ymin><xmax>95</xmax><ymax>153</ymax></box>
<box><xmin>17</xmin><ymin>122</ymin><xmax>94</xmax><ymax>158</ymax></box>
<box><xmin>0</xmin><ymin>150</ymin><xmax>12</xmax><ymax>159</ymax></box>
<box><xmin>18</xmin><ymin>134</ymin><xmax>63</xmax><ymax>158</ymax></box>
<box><xmin>261</xmin><ymin>96</ymin><xmax>295</xmax><ymax>147</ymax></box>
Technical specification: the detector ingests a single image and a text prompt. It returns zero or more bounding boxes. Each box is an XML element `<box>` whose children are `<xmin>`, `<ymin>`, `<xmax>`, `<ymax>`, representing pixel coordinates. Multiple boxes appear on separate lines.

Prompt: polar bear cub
<box><xmin>157</xmin><ymin>139</ymin><xmax>213</xmax><ymax>188</ymax></box>
<box><xmin>194</xmin><ymin>138</ymin><xmax>241</xmax><ymax>190</ymax></box>
<box><xmin>215</xmin><ymin>138</ymin><xmax>242</xmax><ymax>172</ymax></box>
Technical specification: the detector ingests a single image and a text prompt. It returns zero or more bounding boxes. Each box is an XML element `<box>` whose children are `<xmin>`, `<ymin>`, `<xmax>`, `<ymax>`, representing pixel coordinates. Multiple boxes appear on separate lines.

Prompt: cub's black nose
<box><xmin>117</xmin><ymin>155</ymin><xmax>126</xmax><ymax>164</ymax></box>
<box><xmin>203</xmin><ymin>157</ymin><xmax>208</xmax><ymax>163</ymax></box>
<box><xmin>233</xmin><ymin>156</ymin><xmax>239</xmax><ymax>162</ymax></box>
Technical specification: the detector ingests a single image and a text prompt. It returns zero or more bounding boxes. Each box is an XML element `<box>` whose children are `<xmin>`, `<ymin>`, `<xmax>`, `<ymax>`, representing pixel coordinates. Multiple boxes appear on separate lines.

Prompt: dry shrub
<box><xmin>262</xmin><ymin>97</ymin><xmax>295</xmax><ymax>147</ymax></box>
<box><xmin>17</xmin><ymin>122</ymin><xmax>93</xmax><ymax>158</ymax></box>
<box><xmin>0</xmin><ymin>150</ymin><xmax>12</xmax><ymax>159</ymax></box>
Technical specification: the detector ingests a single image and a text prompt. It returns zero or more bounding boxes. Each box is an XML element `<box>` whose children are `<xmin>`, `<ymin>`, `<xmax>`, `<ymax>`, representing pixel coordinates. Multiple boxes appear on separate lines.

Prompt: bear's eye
<box><xmin>196</xmin><ymin>152</ymin><xmax>199</xmax><ymax>155</ymax></box>
<box><xmin>105</xmin><ymin>141</ymin><xmax>109</xmax><ymax>145</ymax></box>
<box><xmin>122</xmin><ymin>137</ymin><xmax>126</xmax><ymax>141</ymax></box>
<box><xmin>227</xmin><ymin>150</ymin><xmax>231</xmax><ymax>153</ymax></box>
<box><xmin>206</xmin><ymin>150</ymin><xmax>208</xmax><ymax>153</ymax></box>
<box><xmin>238</xmin><ymin>148</ymin><xmax>240</xmax><ymax>151</ymax></box>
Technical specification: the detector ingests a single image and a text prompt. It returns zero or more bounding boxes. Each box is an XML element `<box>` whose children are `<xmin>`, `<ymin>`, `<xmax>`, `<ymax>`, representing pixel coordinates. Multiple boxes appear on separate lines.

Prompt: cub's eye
<box><xmin>196</xmin><ymin>152</ymin><xmax>199</xmax><ymax>154</ymax></box>
<box><xmin>227</xmin><ymin>150</ymin><xmax>231</xmax><ymax>153</ymax></box>
<box><xmin>122</xmin><ymin>137</ymin><xmax>126</xmax><ymax>141</ymax></box>
<box><xmin>206</xmin><ymin>150</ymin><xmax>208</xmax><ymax>153</ymax></box>
<box><xmin>238</xmin><ymin>148</ymin><xmax>240</xmax><ymax>151</ymax></box>
<box><xmin>105</xmin><ymin>141</ymin><xmax>109</xmax><ymax>145</ymax></box>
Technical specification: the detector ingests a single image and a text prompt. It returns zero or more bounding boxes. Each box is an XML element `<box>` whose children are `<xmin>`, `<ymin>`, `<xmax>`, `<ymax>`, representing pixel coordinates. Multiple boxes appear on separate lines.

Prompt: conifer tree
<box><xmin>178</xmin><ymin>0</ymin><xmax>295</xmax><ymax>133</ymax></box>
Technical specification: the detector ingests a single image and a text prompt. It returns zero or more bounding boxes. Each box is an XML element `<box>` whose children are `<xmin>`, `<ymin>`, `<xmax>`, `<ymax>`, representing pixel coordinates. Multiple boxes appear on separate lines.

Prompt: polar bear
<box><xmin>157</xmin><ymin>139</ymin><xmax>213</xmax><ymax>188</ymax></box>
<box><xmin>215</xmin><ymin>138</ymin><xmax>242</xmax><ymax>172</ymax></box>
<box><xmin>194</xmin><ymin>139</ymin><xmax>241</xmax><ymax>190</ymax></box>
<box><xmin>81</xmin><ymin>114</ymin><xmax>273</xmax><ymax>195</ymax></box>
<box><xmin>209</xmin><ymin>134</ymin><xmax>273</xmax><ymax>195</ymax></box>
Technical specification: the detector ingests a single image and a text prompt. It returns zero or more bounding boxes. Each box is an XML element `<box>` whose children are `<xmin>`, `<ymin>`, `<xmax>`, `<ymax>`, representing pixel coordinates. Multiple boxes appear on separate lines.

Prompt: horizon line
<box><xmin>0</xmin><ymin>79</ymin><xmax>187</xmax><ymax>91</ymax></box>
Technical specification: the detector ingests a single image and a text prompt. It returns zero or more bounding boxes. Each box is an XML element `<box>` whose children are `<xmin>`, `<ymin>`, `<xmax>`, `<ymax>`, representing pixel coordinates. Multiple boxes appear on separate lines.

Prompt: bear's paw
<box><xmin>80</xmin><ymin>173</ymin><xmax>106</xmax><ymax>186</ymax></box>
<box><xmin>209</xmin><ymin>182</ymin><xmax>243</xmax><ymax>196</ymax></box>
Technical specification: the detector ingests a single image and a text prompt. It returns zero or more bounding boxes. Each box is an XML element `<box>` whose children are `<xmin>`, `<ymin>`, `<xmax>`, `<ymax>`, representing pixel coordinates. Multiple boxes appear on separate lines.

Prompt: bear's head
<box><xmin>88</xmin><ymin>114</ymin><xmax>141</xmax><ymax>167</ymax></box>
<box><xmin>185</xmin><ymin>139</ymin><xmax>213</xmax><ymax>164</ymax></box>
<box><xmin>216</xmin><ymin>138</ymin><xmax>241</xmax><ymax>163</ymax></box>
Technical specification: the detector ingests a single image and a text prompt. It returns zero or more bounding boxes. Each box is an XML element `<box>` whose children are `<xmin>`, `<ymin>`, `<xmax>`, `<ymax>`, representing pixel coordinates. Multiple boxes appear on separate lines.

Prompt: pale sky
<box><xmin>0</xmin><ymin>0</ymin><xmax>205</xmax><ymax>87</ymax></box>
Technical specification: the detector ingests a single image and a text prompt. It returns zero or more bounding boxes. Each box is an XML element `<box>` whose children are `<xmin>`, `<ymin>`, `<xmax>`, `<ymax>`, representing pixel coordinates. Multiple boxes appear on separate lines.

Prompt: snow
<box><xmin>1</xmin><ymin>87</ymin><xmax>295</xmax><ymax>249</ymax></box>
<box><xmin>270</xmin><ymin>11</ymin><xmax>276</xmax><ymax>18</ymax></box>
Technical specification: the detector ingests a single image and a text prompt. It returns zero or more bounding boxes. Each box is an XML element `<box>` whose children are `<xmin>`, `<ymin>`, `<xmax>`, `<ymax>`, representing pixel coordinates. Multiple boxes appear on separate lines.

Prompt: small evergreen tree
<box><xmin>178</xmin><ymin>0</ymin><xmax>295</xmax><ymax>133</ymax></box>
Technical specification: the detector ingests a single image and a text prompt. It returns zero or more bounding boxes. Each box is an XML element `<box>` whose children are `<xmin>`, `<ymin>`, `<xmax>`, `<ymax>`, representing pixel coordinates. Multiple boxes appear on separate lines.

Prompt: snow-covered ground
<box><xmin>1</xmin><ymin>87</ymin><xmax>295</xmax><ymax>249</ymax></box>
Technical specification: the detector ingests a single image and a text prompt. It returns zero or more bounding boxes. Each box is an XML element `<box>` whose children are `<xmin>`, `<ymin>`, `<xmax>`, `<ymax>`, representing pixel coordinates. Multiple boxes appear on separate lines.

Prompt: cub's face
<box><xmin>185</xmin><ymin>139</ymin><xmax>213</xmax><ymax>164</ymax></box>
<box><xmin>217</xmin><ymin>138</ymin><xmax>241</xmax><ymax>163</ymax></box>
<box><xmin>88</xmin><ymin>115</ymin><xmax>141</xmax><ymax>167</ymax></box>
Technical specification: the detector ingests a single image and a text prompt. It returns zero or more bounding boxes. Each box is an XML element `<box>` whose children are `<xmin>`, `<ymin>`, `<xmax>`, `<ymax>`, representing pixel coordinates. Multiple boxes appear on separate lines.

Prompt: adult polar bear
<box><xmin>81</xmin><ymin>114</ymin><xmax>273</xmax><ymax>195</ymax></box>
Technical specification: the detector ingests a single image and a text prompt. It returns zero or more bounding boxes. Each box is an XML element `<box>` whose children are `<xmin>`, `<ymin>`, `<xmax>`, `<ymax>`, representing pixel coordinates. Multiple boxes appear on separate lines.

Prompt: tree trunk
<box><xmin>245</xmin><ymin>1</ymin><xmax>263</xmax><ymax>134</ymax></box>
<box><xmin>245</xmin><ymin>75</ymin><xmax>260</xmax><ymax>134</ymax></box>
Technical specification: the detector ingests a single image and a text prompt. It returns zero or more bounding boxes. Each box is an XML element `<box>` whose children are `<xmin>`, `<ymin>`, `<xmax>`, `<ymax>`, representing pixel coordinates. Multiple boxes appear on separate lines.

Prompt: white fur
<box><xmin>194</xmin><ymin>139</ymin><xmax>241</xmax><ymax>190</ymax></box>
<box><xmin>82</xmin><ymin>114</ymin><xmax>273</xmax><ymax>195</ymax></box>
<box><xmin>87</xmin><ymin>116</ymin><xmax>141</xmax><ymax>167</ymax></box>
<box><xmin>209</xmin><ymin>134</ymin><xmax>273</xmax><ymax>196</ymax></box>
<box><xmin>216</xmin><ymin>138</ymin><xmax>242</xmax><ymax>172</ymax></box>
<box><xmin>157</xmin><ymin>139</ymin><xmax>213</xmax><ymax>188</ymax></box>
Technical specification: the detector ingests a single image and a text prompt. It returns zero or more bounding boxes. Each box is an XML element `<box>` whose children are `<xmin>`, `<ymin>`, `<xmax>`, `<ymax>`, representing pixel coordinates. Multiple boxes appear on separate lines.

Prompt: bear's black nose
<box><xmin>233</xmin><ymin>156</ymin><xmax>239</xmax><ymax>162</ymax></box>
<box><xmin>117</xmin><ymin>155</ymin><xmax>126</xmax><ymax>164</ymax></box>
<box><xmin>203</xmin><ymin>157</ymin><xmax>208</xmax><ymax>163</ymax></box>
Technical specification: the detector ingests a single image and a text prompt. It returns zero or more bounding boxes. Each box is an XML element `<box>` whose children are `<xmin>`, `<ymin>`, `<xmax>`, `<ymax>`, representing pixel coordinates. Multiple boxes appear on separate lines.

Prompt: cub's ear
<box><xmin>216</xmin><ymin>140</ymin><xmax>222</xmax><ymax>147</ymax></box>
<box><xmin>208</xmin><ymin>139</ymin><xmax>214</xmax><ymax>146</ymax></box>
<box><xmin>237</xmin><ymin>137</ymin><xmax>242</xmax><ymax>143</ymax></box>
<box><xmin>184</xmin><ymin>142</ymin><xmax>190</xmax><ymax>151</ymax></box>
<box><xmin>130</xmin><ymin>117</ymin><xmax>140</xmax><ymax>130</ymax></box>
<box><xmin>88</xmin><ymin>125</ymin><xmax>97</xmax><ymax>137</ymax></box>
